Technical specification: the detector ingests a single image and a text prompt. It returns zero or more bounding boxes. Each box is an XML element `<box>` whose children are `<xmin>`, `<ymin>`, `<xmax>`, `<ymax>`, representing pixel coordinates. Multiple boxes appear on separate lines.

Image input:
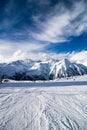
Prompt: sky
<box><xmin>0</xmin><ymin>0</ymin><xmax>87</xmax><ymax>62</ymax></box>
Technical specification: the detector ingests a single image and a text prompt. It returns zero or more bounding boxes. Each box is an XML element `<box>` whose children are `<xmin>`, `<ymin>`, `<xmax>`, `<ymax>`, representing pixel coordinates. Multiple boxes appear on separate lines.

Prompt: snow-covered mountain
<box><xmin>50</xmin><ymin>59</ymin><xmax>87</xmax><ymax>79</ymax></box>
<box><xmin>0</xmin><ymin>58</ymin><xmax>87</xmax><ymax>80</ymax></box>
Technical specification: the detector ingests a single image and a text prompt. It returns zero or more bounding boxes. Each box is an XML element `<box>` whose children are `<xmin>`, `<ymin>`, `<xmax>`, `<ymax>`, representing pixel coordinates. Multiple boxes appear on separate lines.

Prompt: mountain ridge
<box><xmin>0</xmin><ymin>58</ymin><xmax>87</xmax><ymax>80</ymax></box>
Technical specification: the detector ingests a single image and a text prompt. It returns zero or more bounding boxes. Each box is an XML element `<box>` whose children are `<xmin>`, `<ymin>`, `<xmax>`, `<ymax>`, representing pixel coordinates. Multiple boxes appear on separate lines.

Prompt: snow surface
<box><xmin>0</xmin><ymin>58</ymin><xmax>87</xmax><ymax>80</ymax></box>
<box><xmin>0</xmin><ymin>75</ymin><xmax>87</xmax><ymax>130</ymax></box>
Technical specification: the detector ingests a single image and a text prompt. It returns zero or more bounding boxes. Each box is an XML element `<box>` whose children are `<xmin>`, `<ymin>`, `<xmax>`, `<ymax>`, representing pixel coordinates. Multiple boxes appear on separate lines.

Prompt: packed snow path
<box><xmin>0</xmin><ymin>77</ymin><xmax>87</xmax><ymax>130</ymax></box>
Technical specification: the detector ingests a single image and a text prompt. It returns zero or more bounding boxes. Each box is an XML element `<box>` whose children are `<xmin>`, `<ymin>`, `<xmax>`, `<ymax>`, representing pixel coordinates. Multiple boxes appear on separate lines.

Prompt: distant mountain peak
<box><xmin>0</xmin><ymin>58</ymin><xmax>87</xmax><ymax>80</ymax></box>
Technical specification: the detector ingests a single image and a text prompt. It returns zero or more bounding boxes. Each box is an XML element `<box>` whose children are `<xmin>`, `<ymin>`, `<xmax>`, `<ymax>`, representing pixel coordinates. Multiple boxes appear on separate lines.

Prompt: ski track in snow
<box><xmin>0</xmin><ymin>77</ymin><xmax>87</xmax><ymax>130</ymax></box>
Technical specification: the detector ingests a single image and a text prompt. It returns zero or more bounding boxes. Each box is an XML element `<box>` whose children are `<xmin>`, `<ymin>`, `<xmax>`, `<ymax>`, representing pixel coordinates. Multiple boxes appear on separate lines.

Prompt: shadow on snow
<box><xmin>0</xmin><ymin>81</ymin><xmax>87</xmax><ymax>88</ymax></box>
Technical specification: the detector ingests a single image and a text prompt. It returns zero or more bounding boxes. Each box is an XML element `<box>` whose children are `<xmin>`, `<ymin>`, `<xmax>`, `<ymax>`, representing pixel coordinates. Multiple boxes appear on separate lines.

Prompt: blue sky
<box><xmin>0</xmin><ymin>0</ymin><xmax>87</xmax><ymax>62</ymax></box>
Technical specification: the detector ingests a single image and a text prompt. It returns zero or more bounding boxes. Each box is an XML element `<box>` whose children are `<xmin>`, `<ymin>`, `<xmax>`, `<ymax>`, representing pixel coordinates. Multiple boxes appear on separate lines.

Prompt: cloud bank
<box><xmin>0</xmin><ymin>40</ymin><xmax>47</xmax><ymax>63</ymax></box>
<box><xmin>0</xmin><ymin>0</ymin><xmax>87</xmax><ymax>61</ymax></box>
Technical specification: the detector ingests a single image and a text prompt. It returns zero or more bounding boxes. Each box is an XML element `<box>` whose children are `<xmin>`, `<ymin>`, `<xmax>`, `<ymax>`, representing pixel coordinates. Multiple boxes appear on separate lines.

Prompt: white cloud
<box><xmin>66</xmin><ymin>1</ymin><xmax>87</xmax><ymax>37</ymax></box>
<box><xmin>0</xmin><ymin>41</ymin><xmax>87</xmax><ymax>67</ymax></box>
<box><xmin>32</xmin><ymin>12</ymin><xmax>70</xmax><ymax>43</ymax></box>
<box><xmin>0</xmin><ymin>40</ymin><xmax>47</xmax><ymax>63</ymax></box>
<box><xmin>33</xmin><ymin>13</ymin><xmax>70</xmax><ymax>43</ymax></box>
<box><xmin>70</xmin><ymin>51</ymin><xmax>87</xmax><ymax>66</ymax></box>
<box><xmin>0</xmin><ymin>50</ymin><xmax>26</xmax><ymax>63</ymax></box>
<box><xmin>32</xmin><ymin>51</ymin><xmax>87</xmax><ymax>67</ymax></box>
<box><xmin>32</xmin><ymin>0</ymin><xmax>87</xmax><ymax>43</ymax></box>
<box><xmin>71</xmin><ymin>1</ymin><xmax>86</xmax><ymax>19</ymax></box>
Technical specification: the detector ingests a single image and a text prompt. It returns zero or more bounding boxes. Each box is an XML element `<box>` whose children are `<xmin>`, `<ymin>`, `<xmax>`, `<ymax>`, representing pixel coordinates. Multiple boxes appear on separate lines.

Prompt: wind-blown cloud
<box><xmin>32</xmin><ymin>0</ymin><xmax>87</xmax><ymax>43</ymax></box>
<box><xmin>0</xmin><ymin>0</ymin><xmax>87</xmax><ymax>44</ymax></box>
<box><xmin>0</xmin><ymin>0</ymin><xmax>87</xmax><ymax>61</ymax></box>
<box><xmin>32</xmin><ymin>13</ymin><xmax>70</xmax><ymax>43</ymax></box>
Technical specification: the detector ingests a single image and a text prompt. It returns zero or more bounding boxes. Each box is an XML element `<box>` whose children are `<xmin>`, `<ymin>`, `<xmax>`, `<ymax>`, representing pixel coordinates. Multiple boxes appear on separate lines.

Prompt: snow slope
<box><xmin>0</xmin><ymin>58</ymin><xmax>87</xmax><ymax>80</ymax></box>
<box><xmin>0</xmin><ymin>75</ymin><xmax>87</xmax><ymax>130</ymax></box>
<box><xmin>50</xmin><ymin>59</ymin><xmax>87</xmax><ymax>79</ymax></box>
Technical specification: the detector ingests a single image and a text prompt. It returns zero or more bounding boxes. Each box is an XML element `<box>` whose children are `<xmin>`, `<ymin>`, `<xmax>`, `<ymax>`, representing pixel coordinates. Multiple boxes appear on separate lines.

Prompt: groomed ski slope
<box><xmin>0</xmin><ymin>75</ymin><xmax>87</xmax><ymax>130</ymax></box>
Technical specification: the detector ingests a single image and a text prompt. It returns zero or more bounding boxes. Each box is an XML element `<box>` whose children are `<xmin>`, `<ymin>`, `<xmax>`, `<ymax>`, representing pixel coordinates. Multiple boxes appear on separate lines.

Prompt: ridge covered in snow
<box><xmin>0</xmin><ymin>58</ymin><xmax>87</xmax><ymax>80</ymax></box>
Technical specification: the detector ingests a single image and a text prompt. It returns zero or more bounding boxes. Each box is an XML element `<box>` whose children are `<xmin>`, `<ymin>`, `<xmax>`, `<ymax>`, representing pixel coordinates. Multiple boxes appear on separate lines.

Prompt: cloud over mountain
<box><xmin>0</xmin><ymin>0</ymin><xmax>87</xmax><ymax>59</ymax></box>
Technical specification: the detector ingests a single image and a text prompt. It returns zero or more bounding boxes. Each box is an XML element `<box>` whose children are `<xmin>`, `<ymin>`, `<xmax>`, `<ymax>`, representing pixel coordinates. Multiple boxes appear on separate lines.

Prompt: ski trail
<box><xmin>0</xmin><ymin>84</ymin><xmax>87</xmax><ymax>130</ymax></box>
